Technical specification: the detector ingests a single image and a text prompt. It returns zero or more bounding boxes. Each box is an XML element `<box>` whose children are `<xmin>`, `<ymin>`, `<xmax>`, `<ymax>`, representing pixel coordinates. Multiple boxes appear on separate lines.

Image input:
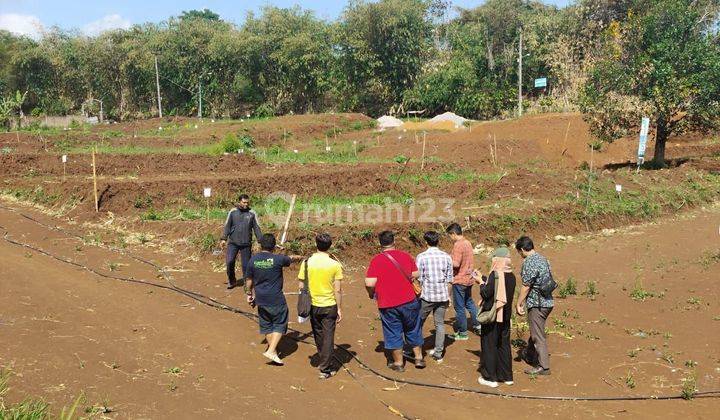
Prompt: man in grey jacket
<box><xmin>220</xmin><ymin>194</ymin><xmax>262</xmax><ymax>289</ymax></box>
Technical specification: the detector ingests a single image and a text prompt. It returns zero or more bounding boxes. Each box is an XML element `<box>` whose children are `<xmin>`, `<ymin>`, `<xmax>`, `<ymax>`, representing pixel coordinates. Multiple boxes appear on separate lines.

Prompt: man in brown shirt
<box><xmin>446</xmin><ymin>223</ymin><xmax>480</xmax><ymax>340</ymax></box>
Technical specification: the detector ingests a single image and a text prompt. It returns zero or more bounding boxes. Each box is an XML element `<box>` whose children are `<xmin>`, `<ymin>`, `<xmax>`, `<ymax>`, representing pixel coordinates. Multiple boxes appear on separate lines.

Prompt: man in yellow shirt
<box><xmin>298</xmin><ymin>233</ymin><xmax>343</xmax><ymax>379</ymax></box>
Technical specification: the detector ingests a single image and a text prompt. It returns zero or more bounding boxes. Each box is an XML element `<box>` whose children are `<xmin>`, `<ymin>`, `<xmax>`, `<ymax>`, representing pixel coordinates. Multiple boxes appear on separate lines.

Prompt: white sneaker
<box><xmin>477</xmin><ymin>377</ymin><xmax>498</xmax><ymax>388</ymax></box>
<box><xmin>263</xmin><ymin>351</ymin><xmax>284</xmax><ymax>365</ymax></box>
<box><xmin>503</xmin><ymin>381</ymin><xmax>514</xmax><ymax>385</ymax></box>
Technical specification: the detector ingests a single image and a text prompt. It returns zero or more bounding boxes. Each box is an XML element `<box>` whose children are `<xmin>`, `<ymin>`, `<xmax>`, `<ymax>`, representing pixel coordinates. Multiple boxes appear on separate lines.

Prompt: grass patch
<box><xmin>137</xmin><ymin>193</ymin><xmax>413</xmax><ymax>222</ymax></box>
<box><xmin>389</xmin><ymin>170</ymin><xmax>507</xmax><ymax>187</ymax></box>
<box><xmin>191</xmin><ymin>232</ymin><xmax>218</xmax><ymax>254</ymax></box>
<box><xmin>254</xmin><ymin>144</ymin><xmax>386</xmax><ymax>164</ymax></box>
<box><xmin>573</xmin><ymin>171</ymin><xmax>720</xmax><ymax>220</ymax></box>
<box><xmin>1</xmin><ymin>187</ymin><xmax>61</xmax><ymax>206</ymax></box>
<box><xmin>0</xmin><ymin>368</ymin><xmax>82</xmax><ymax>419</ymax></box>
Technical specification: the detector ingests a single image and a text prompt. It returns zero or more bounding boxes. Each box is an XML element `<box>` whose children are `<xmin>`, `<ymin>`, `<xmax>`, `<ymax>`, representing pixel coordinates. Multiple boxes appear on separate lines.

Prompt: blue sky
<box><xmin>0</xmin><ymin>0</ymin><xmax>572</xmax><ymax>38</ymax></box>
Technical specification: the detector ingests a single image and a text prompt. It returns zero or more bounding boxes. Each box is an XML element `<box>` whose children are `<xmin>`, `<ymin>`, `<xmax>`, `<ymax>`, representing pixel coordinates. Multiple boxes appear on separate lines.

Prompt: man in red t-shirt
<box><xmin>365</xmin><ymin>231</ymin><xmax>426</xmax><ymax>371</ymax></box>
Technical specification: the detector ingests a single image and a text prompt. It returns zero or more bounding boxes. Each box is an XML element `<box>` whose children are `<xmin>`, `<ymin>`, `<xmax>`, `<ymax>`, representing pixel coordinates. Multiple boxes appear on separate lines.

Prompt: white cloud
<box><xmin>83</xmin><ymin>14</ymin><xmax>131</xmax><ymax>36</ymax></box>
<box><xmin>0</xmin><ymin>13</ymin><xmax>44</xmax><ymax>39</ymax></box>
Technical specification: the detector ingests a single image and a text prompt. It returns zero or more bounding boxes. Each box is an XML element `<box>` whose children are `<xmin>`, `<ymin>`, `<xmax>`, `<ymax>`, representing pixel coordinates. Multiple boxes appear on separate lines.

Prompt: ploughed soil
<box><xmin>1</xmin><ymin>112</ymin><xmax>720</xmax><ymax>418</ymax></box>
<box><xmin>1</xmin><ymin>200</ymin><xmax>719</xmax><ymax>419</ymax></box>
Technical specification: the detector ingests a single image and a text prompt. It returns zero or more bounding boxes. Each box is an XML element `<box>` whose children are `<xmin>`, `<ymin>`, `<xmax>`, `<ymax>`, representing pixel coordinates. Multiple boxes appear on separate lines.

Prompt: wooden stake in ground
<box><xmin>92</xmin><ymin>147</ymin><xmax>99</xmax><ymax>212</ymax></box>
<box><xmin>280</xmin><ymin>194</ymin><xmax>297</xmax><ymax>245</ymax></box>
<box><xmin>421</xmin><ymin>131</ymin><xmax>427</xmax><ymax>170</ymax></box>
<box><xmin>561</xmin><ymin>120</ymin><xmax>571</xmax><ymax>156</ymax></box>
<box><xmin>325</xmin><ymin>136</ymin><xmax>330</xmax><ymax>153</ymax></box>
<box><xmin>353</xmin><ymin>140</ymin><xmax>358</xmax><ymax>158</ymax></box>
<box><xmin>62</xmin><ymin>154</ymin><xmax>67</xmax><ymax>180</ymax></box>
<box><xmin>494</xmin><ymin>134</ymin><xmax>498</xmax><ymax>166</ymax></box>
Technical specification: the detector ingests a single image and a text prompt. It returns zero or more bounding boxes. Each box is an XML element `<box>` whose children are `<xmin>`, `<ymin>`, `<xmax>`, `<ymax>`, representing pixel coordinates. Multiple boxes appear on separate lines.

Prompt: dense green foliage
<box><xmin>580</xmin><ymin>0</ymin><xmax>720</xmax><ymax>165</ymax></box>
<box><xmin>0</xmin><ymin>0</ymin><xmax>718</xmax><ymax>135</ymax></box>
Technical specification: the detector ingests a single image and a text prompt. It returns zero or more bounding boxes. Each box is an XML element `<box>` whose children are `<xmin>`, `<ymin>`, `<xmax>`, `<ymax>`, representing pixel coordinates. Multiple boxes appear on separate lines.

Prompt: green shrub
<box><xmin>254</xmin><ymin>103</ymin><xmax>275</xmax><ymax>118</ymax></box>
<box><xmin>221</xmin><ymin>133</ymin><xmax>242</xmax><ymax>153</ymax></box>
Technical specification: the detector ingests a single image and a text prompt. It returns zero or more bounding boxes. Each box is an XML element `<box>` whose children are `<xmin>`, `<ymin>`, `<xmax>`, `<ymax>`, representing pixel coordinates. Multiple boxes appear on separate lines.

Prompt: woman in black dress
<box><xmin>478</xmin><ymin>247</ymin><xmax>516</xmax><ymax>387</ymax></box>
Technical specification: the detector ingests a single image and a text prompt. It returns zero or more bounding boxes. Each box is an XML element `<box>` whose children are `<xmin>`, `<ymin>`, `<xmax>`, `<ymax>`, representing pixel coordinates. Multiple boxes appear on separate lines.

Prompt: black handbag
<box><xmin>297</xmin><ymin>258</ymin><xmax>312</xmax><ymax>318</ymax></box>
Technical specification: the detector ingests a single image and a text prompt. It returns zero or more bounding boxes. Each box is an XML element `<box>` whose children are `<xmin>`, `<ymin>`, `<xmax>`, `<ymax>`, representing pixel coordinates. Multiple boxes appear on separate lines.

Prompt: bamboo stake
<box><xmin>280</xmin><ymin>194</ymin><xmax>297</xmax><ymax>245</ymax></box>
<box><xmin>92</xmin><ymin>147</ymin><xmax>99</xmax><ymax>212</ymax></box>
<box><xmin>494</xmin><ymin>133</ymin><xmax>498</xmax><ymax>166</ymax></box>
<box><xmin>561</xmin><ymin>120</ymin><xmax>571</xmax><ymax>156</ymax></box>
<box><xmin>206</xmin><ymin>197</ymin><xmax>210</xmax><ymax>221</ymax></box>
<box><xmin>353</xmin><ymin>140</ymin><xmax>358</xmax><ymax>157</ymax></box>
<box><xmin>421</xmin><ymin>131</ymin><xmax>427</xmax><ymax>170</ymax></box>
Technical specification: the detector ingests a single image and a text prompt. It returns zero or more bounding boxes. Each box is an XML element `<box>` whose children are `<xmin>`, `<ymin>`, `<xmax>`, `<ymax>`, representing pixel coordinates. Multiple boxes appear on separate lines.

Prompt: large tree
<box><xmin>580</xmin><ymin>0</ymin><xmax>720</xmax><ymax>166</ymax></box>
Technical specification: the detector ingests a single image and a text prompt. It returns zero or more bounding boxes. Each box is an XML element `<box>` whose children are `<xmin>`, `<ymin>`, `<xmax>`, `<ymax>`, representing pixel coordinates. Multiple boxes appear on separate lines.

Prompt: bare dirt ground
<box><xmin>1</xmin><ymin>200</ymin><xmax>719</xmax><ymax>419</ymax></box>
<box><xmin>1</xmin><ymin>112</ymin><xmax>719</xmax><ymax>418</ymax></box>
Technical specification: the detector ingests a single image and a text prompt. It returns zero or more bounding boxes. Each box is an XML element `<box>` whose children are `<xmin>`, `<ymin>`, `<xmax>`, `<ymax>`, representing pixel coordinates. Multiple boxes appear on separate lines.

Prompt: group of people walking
<box><xmin>221</xmin><ymin>198</ymin><xmax>556</xmax><ymax>385</ymax></box>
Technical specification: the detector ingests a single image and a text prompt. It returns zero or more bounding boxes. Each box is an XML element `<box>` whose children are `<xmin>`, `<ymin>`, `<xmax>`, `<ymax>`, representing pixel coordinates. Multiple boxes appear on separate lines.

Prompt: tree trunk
<box><xmin>652</xmin><ymin>116</ymin><xmax>668</xmax><ymax>167</ymax></box>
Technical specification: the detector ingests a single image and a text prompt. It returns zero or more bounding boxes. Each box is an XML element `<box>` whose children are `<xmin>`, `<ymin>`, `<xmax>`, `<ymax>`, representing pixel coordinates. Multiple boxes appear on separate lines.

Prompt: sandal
<box><xmin>388</xmin><ymin>364</ymin><xmax>405</xmax><ymax>373</ymax></box>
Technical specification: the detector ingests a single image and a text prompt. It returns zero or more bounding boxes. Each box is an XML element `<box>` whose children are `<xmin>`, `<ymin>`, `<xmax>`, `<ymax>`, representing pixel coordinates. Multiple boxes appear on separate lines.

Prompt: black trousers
<box><xmin>226</xmin><ymin>243</ymin><xmax>251</xmax><ymax>286</ymax></box>
<box><xmin>310</xmin><ymin>305</ymin><xmax>338</xmax><ymax>374</ymax></box>
<box><xmin>480</xmin><ymin>320</ymin><xmax>513</xmax><ymax>382</ymax></box>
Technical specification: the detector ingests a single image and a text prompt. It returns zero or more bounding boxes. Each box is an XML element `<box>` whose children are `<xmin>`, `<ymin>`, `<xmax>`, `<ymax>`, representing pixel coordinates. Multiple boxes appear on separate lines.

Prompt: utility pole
<box><xmin>154</xmin><ymin>56</ymin><xmax>163</xmax><ymax>118</ymax></box>
<box><xmin>517</xmin><ymin>28</ymin><xmax>523</xmax><ymax>118</ymax></box>
<box><xmin>198</xmin><ymin>80</ymin><xmax>202</xmax><ymax>119</ymax></box>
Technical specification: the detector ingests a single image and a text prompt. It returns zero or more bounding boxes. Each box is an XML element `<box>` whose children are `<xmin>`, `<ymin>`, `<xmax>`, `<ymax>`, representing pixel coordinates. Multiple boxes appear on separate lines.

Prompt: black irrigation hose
<box><xmin>2</xmin><ymin>208</ymin><xmax>720</xmax><ymax>402</ymax></box>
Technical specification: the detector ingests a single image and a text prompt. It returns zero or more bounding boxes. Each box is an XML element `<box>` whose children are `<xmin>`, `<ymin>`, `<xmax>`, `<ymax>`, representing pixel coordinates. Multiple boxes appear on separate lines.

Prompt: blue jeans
<box><xmin>452</xmin><ymin>284</ymin><xmax>479</xmax><ymax>333</ymax></box>
<box><xmin>379</xmin><ymin>299</ymin><xmax>423</xmax><ymax>350</ymax></box>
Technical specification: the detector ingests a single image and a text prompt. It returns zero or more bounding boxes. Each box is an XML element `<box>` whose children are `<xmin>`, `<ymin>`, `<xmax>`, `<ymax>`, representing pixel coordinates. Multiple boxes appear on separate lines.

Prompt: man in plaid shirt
<box><xmin>416</xmin><ymin>231</ymin><xmax>454</xmax><ymax>362</ymax></box>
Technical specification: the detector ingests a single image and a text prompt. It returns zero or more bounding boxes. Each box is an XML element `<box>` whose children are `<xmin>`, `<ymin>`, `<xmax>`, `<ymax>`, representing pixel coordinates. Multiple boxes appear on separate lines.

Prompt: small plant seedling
<box><xmin>582</xmin><ymin>280</ymin><xmax>599</xmax><ymax>300</ymax></box>
<box><xmin>165</xmin><ymin>366</ymin><xmax>183</xmax><ymax>376</ymax></box>
<box><xmin>107</xmin><ymin>262</ymin><xmax>119</xmax><ymax>272</ymax></box>
<box><xmin>681</xmin><ymin>371</ymin><xmax>697</xmax><ymax>400</ymax></box>
<box><xmin>168</xmin><ymin>381</ymin><xmax>178</xmax><ymax>392</ymax></box>
<box><xmin>624</xmin><ymin>371</ymin><xmax>636</xmax><ymax>389</ymax></box>
<box><xmin>558</xmin><ymin>277</ymin><xmax>577</xmax><ymax>298</ymax></box>
<box><xmin>685</xmin><ymin>360</ymin><xmax>698</xmax><ymax>368</ymax></box>
<box><xmin>627</xmin><ymin>348</ymin><xmax>641</xmax><ymax>358</ymax></box>
<box><xmin>630</xmin><ymin>280</ymin><xmax>654</xmax><ymax>301</ymax></box>
<box><xmin>553</xmin><ymin>318</ymin><xmax>566</xmax><ymax>329</ymax></box>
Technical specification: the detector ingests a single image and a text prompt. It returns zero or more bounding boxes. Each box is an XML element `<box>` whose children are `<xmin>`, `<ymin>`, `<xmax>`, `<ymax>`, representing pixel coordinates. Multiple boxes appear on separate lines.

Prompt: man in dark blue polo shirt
<box><xmin>245</xmin><ymin>234</ymin><xmax>300</xmax><ymax>365</ymax></box>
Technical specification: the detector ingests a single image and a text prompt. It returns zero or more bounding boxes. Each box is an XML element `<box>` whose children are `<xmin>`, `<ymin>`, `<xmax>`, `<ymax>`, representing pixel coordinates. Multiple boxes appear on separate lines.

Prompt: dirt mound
<box><xmin>376</xmin><ymin>115</ymin><xmax>404</xmax><ymax>130</ymax></box>
<box><xmin>430</xmin><ymin>111</ymin><xmax>469</xmax><ymax>125</ymax></box>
